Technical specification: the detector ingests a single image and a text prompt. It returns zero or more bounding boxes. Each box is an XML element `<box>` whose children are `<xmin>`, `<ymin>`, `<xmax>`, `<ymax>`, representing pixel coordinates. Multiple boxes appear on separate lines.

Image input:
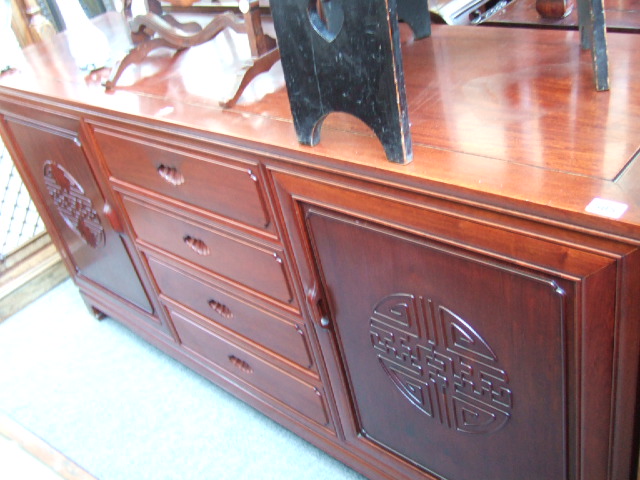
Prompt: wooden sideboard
<box><xmin>1</xmin><ymin>11</ymin><xmax>639</xmax><ymax>480</ymax></box>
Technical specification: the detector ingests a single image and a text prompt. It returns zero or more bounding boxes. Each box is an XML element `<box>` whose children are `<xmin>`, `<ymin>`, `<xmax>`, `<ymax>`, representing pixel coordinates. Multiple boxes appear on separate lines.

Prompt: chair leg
<box><xmin>220</xmin><ymin>48</ymin><xmax>281</xmax><ymax>108</ymax></box>
<box><xmin>104</xmin><ymin>36</ymin><xmax>180</xmax><ymax>89</ymax></box>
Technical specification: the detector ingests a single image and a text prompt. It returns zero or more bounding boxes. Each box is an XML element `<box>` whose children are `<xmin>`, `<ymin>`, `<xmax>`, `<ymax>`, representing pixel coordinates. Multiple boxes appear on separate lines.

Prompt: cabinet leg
<box><xmin>80</xmin><ymin>294</ymin><xmax>107</xmax><ymax>321</ymax></box>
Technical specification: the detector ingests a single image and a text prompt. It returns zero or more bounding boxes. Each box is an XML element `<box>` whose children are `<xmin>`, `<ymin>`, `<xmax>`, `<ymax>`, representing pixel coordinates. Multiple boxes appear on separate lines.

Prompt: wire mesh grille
<box><xmin>0</xmin><ymin>140</ymin><xmax>45</xmax><ymax>261</ymax></box>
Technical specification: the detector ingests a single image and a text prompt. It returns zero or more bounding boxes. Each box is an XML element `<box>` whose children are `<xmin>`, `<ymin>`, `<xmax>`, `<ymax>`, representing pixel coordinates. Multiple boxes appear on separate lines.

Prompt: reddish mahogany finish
<box><xmin>0</xmin><ymin>12</ymin><xmax>639</xmax><ymax>480</ymax></box>
<box><xmin>489</xmin><ymin>0</ymin><xmax>640</xmax><ymax>30</ymax></box>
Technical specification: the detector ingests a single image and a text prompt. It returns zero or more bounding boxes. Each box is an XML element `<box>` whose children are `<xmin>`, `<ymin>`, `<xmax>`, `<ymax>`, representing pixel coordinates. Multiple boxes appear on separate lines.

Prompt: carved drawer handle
<box><xmin>208</xmin><ymin>299</ymin><xmax>233</xmax><ymax>319</ymax></box>
<box><xmin>157</xmin><ymin>164</ymin><xmax>185</xmax><ymax>186</ymax></box>
<box><xmin>228</xmin><ymin>355</ymin><xmax>253</xmax><ymax>374</ymax></box>
<box><xmin>183</xmin><ymin>235</ymin><xmax>210</xmax><ymax>256</ymax></box>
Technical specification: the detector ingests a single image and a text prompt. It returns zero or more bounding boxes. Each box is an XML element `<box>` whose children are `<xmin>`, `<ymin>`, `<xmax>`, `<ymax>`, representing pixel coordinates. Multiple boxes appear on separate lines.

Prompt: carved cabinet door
<box><xmin>305</xmin><ymin>206</ymin><xmax>567</xmax><ymax>480</ymax></box>
<box><xmin>272</xmin><ymin>168</ymin><xmax>639</xmax><ymax>480</ymax></box>
<box><xmin>2</xmin><ymin>115</ymin><xmax>152</xmax><ymax>313</ymax></box>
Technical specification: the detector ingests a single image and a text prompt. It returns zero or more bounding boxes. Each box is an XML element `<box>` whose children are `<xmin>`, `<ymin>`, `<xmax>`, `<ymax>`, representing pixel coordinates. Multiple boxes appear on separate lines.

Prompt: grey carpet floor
<box><xmin>0</xmin><ymin>279</ymin><xmax>366</xmax><ymax>480</ymax></box>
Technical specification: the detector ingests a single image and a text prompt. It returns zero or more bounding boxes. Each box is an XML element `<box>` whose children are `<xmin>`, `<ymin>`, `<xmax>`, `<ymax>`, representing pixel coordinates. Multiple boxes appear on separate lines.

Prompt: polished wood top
<box><xmin>488</xmin><ymin>0</ymin><xmax>640</xmax><ymax>31</ymax></box>
<box><xmin>2</xmin><ymin>12</ymin><xmax>640</xmax><ymax>238</ymax></box>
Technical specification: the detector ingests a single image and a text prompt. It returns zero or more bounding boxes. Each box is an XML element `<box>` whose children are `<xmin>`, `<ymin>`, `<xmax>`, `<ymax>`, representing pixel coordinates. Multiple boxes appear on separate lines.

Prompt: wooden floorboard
<box><xmin>0</xmin><ymin>233</ymin><xmax>68</xmax><ymax>322</ymax></box>
<box><xmin>0</xmin><ymin>413</ymin><xmax>97</xmax><ymax>480</ymax></box>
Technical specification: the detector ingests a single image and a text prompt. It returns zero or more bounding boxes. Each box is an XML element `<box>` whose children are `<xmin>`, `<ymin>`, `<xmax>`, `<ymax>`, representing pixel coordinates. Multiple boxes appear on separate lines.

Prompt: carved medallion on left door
<box><xmin>43</xmin><ymin>160</ymin><xmax>106</xmax><ymax>248</ymax></box>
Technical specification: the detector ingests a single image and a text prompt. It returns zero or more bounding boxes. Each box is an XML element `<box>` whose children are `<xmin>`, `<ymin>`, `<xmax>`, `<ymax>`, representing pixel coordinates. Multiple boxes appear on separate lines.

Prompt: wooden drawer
<box><xmin>147</xmin><ymin>255</ymin><xmax>314</xmax><ymax>369</ymax></box>
<box><xmin>169</xmin><ymin>308</ymin><xmax>330</xmax><ymax>427</ymax></box>
<box><xmin>92</xmin><ymin>126</ymin><xmax>273</xmax><ymax>233</ymax></box>
<box><xmin>123</xmin><ymin>196</ymin><xmax>296</xmax><ymax>306</ymax></box>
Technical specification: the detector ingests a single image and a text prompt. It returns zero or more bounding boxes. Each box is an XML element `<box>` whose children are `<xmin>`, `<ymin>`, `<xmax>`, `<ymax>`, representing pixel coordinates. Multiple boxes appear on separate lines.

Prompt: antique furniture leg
<box><xmin>577</xmin><ymin>0</ymin><xmax>609</xmax><ymax>90</ymax></box>
<box><xmin>271</xmin><ymin>0</ymin><xmax>413</xmax><ymax>164</ymax></box>
<box><xmin>105</xmin><ymin>36</ymin><xmax>186</xmax><ymax>89</ymax></box>
<box><xmin>221</xmin><ymin>0</ymin><xmax>280</xmax><ymax>107</ymax></box>
<box><xmin>105</xmin><ymin>9</ymin><xmax>244</xmax><ymax>89</ymax></box>
<box><xmin>106</xmin><ymin>0</ymin><xmax>277</xmax><ymax>104</ymax></box>
<box><xmin>397</xmin><ymin>0</ymin><xmax>431</xmax><ymax>39</ymax></box>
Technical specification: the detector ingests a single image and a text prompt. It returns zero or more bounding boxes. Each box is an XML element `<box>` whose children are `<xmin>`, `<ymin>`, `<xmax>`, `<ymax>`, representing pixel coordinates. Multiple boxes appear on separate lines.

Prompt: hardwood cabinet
<box><xmin>271</xmin><ymin>167</ymin><xmax>637</xmax><ymax>480</ymax></box>
<box><xmin>0</xmin><ymin>12</ymin><xmax>638</xmax><ymax>480</ymax></box>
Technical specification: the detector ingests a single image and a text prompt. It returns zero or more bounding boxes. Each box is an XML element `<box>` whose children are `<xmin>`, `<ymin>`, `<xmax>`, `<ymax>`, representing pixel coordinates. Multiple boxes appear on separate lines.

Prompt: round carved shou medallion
<box><xmin>43</xmin><ymin>161</ymin><xmax>105</xmax><ymax>248</ymax></box>
<box><xmin>369</xmin><ymin>293</ymin><xmax>513</xmax><ymax>434</ymax></box>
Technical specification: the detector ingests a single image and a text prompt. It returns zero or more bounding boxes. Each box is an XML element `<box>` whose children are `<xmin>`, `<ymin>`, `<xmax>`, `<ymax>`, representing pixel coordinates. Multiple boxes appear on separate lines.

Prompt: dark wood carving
<box><xmin>43</xmin><ymin>160</ymin><xmax>106</xmax><ymax>248</ymax></box>
<box><xmin>228</xmin><ymin>354</ymin><xmax>253</xmax><ymax>373</ymax></box>
<box><xmin>183</xmin><ymin>235</ymin><xmax>210</xmax><ymax>256</ymax></box>
<box><xmin>106</xmin><ymin>0</ymin><xmax>279</xmax><ymax>106</ymax></box>
<box><xmin>270</xmin><ymin>0</ymin><xmax>413</xmax><ymax>164</ymax></box>
<box><xmin>222</xmin><ymin>0</ymin><xmax>281</xmax><ymax>108</ymax></box>
<box><xmin>157</xmin><ymin>164</ymin><xmax>185</xmax><ymax>186</ymax></box>
<box><xmin>208</xmin><ymin>298</ymin><xmax>233</xmax><ymax>319</ymax></box>
<box><xmin>370</xmin><ymin>293</ymin><xmax>512</xmax><ymax>434</ymax></box>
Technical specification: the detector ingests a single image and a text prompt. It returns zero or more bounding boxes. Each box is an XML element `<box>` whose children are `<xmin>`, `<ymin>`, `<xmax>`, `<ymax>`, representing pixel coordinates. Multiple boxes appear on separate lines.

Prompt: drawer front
<box><xmin>123</xmin><ymin>196</ymin><xmax>295</xmax><ymax>306</ymax></box>
<box><xmin>147</xmin><ymin>256</ymin><xmax>313</xmax><ymax>369</ymax></box>
<box><xmin>93</xmin><ymin>127</ymin><xmax>273</xmax><ymax>233</ymax></box>
<box><xmin>170</xmin><ymin>308</ymin><xmax>329</xmax><ymax>427</ymax></box>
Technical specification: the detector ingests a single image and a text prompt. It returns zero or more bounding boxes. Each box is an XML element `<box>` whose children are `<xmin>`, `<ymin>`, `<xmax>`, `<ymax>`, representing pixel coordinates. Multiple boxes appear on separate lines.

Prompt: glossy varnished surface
<box><xmin>2</xmin><ymin>13</ymin><xmax>639</xmax><ymax>480</ymax></box>
<box><xmin>488</xmin><ymin>0</ymin><xmax>640</xmax><ymax>30</ymax></box>
<box><xmin>3</xmin><ymin>12</ymin><xmax>640</xmax><ymax>234</ymax></box>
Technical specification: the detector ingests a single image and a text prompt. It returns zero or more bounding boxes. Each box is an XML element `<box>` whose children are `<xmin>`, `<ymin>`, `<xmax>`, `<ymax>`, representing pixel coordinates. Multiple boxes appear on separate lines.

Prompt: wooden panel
<box><xmin>271</xmin><ymin>168</ymin><xmax>634</xmax><ymax>480</ymax></box>
<box><xmin>122</xmin><ymin>195</ymin><xmax>296</xmax><ymax>307</ymax></box>
<box><xmin>147</xmin><ymin>255</ymin><xmax>314</xmax><ymax>369</ymax></box>
<box><xmin>169</xmin><ymin>308</ymin><xmax>330</xmax><ymax>427</ymax></box>
<box><xmin>91</xmin><ymin>125</ymin><xmax>274</xmax><ymax>234</ymax></box>
<box><xmin>305</xmin><ymin>206</ymin><xmax>569</xmax><ymax>480</ymax></box>
<box><xmin>1</xmin><ymin>115</ymin><xmax>153</xmax><ymax>313</ymax></box>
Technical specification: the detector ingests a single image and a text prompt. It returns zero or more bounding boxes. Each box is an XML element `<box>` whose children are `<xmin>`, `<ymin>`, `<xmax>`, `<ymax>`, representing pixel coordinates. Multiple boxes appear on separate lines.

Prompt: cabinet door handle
<box><xmin>183</xmin><ymin>235</ymin><xmax>210</xmax><ymax>256</ymax></box>
<box><xmin>102</xmin><ymin>203</ymin><xmax>123</xmax><ymax>234</ymax></box>
<box><xmin>305</xmin><ymin>284</ymin><xmax>331</xmax><ymax>329</ymax></box>
<box><xmin>208</xmin><ymin>299</ymin><xmax>233</xmax><ymax>319</ymax></box>
<box><xmin>228</xmin><ymin>355</ymin><xmax>253</xmax><ymax>374</ymax></box>
<box><xmin>157</xmin><ymin>164</ymin><xmax>185</xmax><ymax>186</ymax></box>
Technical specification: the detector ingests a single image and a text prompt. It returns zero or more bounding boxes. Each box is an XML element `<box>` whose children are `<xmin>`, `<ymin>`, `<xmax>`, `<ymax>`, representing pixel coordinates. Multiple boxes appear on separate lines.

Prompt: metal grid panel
<box><xmin>0</xmin><ymin>140</ymin><xmax>45</xmax><ymax>260</ymax></box>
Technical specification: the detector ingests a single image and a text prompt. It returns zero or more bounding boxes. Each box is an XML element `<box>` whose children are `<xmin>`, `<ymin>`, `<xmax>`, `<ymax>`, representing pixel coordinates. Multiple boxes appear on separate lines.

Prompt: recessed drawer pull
<box><xmin>208</xmin><ymin>299</ymin><xmax>233</xmax><ymax>319</ymax></box>
<box><xmin>157</xmin><ymin>164</ymin><xmax>185</xmax><ymax>186</ymax></box>
<box><xmin>228</xmin><ymin>355</ymin><xmax>253</xmax><ymax>374</ymax></box>
<box><xmin>183</xmin><ymin>235</ymin><xmax>210</xmax><ymax>256</ymax></box>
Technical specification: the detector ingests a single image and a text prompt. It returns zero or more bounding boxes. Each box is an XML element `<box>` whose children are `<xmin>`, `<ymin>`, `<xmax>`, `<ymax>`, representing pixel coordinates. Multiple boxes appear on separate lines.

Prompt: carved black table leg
<box><xmin>577</xmin><ymin>0</ymin><xmax>609</xmax><ymax>90</ymax></box>
<box><xmin>271</xmin><ymin>0</ymin><xmax>413</xmax><ymax>164</ymax></box>
<box><xmin>397</xmin><ymin>0</ymin><xmax>431</xmax><ymax>39</ymax></box>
